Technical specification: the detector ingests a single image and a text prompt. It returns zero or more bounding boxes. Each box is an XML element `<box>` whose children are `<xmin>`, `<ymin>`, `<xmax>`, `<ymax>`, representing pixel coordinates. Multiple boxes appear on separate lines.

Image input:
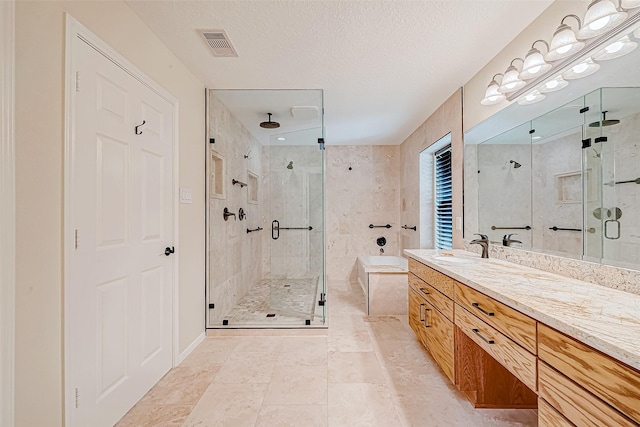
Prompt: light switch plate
<box><xmin>180</xmin><ymin>188</ymin><xmax>192</xmax><ymax>204</ymax></box>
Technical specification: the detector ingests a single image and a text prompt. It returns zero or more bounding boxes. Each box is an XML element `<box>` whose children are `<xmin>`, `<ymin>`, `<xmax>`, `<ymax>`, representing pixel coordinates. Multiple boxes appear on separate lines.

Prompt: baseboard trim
<box><xmin>177</xmin><ymin>332</ymin><xmax>206</xmax><ymax>365</ymax></box>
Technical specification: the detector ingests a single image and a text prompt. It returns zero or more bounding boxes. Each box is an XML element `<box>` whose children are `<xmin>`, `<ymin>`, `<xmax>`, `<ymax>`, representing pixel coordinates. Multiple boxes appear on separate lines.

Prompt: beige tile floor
<box><xmin>116</xmin><ymin>279</ymin><xmax>537</xmax><ymax>427</ymax></box>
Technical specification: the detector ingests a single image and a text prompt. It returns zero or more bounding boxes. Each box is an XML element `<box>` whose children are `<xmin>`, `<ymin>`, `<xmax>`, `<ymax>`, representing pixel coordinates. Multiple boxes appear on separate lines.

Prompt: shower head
<box><xmin>510</xmin><ymin>160</ymin><xmax>522</xmax><ymax>169</ymax></box>
<box><xmin>287</xmin><ymin>161</ymin><xmax>294</xmax><ymax>170</ymax></box>
<box><xmin>259</xmin><ymin>113</ymin><xmax>280</xmax><ymax>129</ymax></box>
<box><xmin>589</xmin><ymin>111</ymin><xmax>620</xmax><ymax>127</ymax></box>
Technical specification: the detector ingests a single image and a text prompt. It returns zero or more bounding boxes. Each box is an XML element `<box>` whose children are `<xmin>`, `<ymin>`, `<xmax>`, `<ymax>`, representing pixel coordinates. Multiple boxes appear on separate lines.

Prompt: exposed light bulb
<box><xmin>573</xmin><ymin>63</ymin><xmax>589</xmax><ymax>73</ymax></box>
<box><xmin>589</xmin><ymin>16</ymin><xmax>610</xmax><ymax>31</ymax></box>
<box><xmin>518</xmin><ymin>90</ymin><xmax>545</xmax><ymax>105</ymax></box>
<box><xmin>539</xmin><ymin>75</ymin><xmax>569</xmax><ymax>93</ymax></box>
<box><xmin>593</xmin><ymin>36</ymin><xmax>637</xmax><ymax>61</ymax></box>
<box><xmin>563</xmin><ymin>58</ymin><xmax>600</xmax><ymax>79</ymax></box>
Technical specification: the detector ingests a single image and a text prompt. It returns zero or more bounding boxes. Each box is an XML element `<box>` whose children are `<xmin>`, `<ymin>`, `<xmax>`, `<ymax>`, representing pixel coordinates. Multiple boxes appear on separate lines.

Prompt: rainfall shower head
<box><xmin>260</xmin><ymin>113</ymin><xmax>280</xmax><ymax>129</ymax></box>
<box><xmin>510</xmin><ymin>160</ymin><xmax>522</xmax><ymax>169</ymax></box>
<box><xmin>589</xmin><ymin>111</ymin><xmax>620</xmax><ymax>127</ymax></box>
<box><xmin>287</xmin><ymin>161</ymin><xmax>294</xmax><ymax>170</ymax></box>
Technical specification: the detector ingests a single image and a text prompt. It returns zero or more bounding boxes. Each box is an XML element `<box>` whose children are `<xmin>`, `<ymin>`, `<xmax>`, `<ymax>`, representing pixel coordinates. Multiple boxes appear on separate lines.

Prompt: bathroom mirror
<box><xmin>465</xmin><ymin>17</ymin><xmax>640</xmax><ymax>270</ymax></box>
<box><xmin>476</xmin><ymin>122</ymin><xmax>533</xmax><ymax>248</ymax></box>
<box><xmin>467</xmin><ymin>87</ymin><xmax>640</xmax><ymax>269</ymax></box>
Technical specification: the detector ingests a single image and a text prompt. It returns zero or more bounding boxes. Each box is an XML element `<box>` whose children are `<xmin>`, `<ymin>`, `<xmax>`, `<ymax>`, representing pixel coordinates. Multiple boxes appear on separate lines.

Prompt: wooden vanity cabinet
<box><xmin>408</xmin><ymin>267</ymin><xmax>455</xmax><ymax>384</ymax></box>
<box><xmin>406</xmin><ymin>253</ymin><xmax>640</xmax><ymax>425</ymax></box>
<box><xmin>538</xmin><ymin>324</ymin><xmax>640</xmax><ymax>426</ymax></box>
<box><xmin>454</xmin><ymin>281</ymin><xmax>538</xmax><ymax>408</ymax></box>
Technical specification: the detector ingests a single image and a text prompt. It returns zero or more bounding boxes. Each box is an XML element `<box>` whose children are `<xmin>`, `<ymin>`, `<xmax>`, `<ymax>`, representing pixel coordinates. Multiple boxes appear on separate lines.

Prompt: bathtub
<box><xmin>356</xmin><ymin>256</ymin><xmax>408</xmax><ymax>315</ymax></box>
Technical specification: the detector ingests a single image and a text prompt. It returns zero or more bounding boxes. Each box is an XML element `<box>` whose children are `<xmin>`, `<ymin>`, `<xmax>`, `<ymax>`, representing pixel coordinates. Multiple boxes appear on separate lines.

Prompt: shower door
<box><xmin>263</xmin><ymin>94</ymin><xmax>326</xmax><ymax>326</ymax></box>
<box><xmin>205</xmin><ymin>89</ymin><xmax>325</xmax><ymax>328</ymax></box>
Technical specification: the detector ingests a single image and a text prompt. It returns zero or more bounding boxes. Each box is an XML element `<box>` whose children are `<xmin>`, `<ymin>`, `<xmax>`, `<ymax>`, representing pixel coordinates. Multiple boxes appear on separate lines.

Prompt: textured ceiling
<box><xmin>126</xmin><ymin>0</ymin><xmax>553</xmax><ymax>145</ymax></box>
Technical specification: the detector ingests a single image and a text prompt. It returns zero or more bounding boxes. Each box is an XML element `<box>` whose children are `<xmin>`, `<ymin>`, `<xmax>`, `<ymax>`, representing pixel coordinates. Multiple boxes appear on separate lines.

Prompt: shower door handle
<box><xmin>604</xmin><ymin>220</ymin><xmax>620</xmax><ymax>240</ymax></box>
<box><xmin>272</xmin><ymin>220</ymin><xmax>280</xmax><ymax>240</ymax></box>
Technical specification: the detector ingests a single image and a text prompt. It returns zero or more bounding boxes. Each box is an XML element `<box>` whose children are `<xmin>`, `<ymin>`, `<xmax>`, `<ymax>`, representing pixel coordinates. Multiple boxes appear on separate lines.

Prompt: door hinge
<box><xmin>74</xmin><ymin>229</ymin><xmax>79</xmax><ymax>249</ymax></box>
<box><xmin>75</xmin><ymin>71</ymin><xmax>80</xmax><ymax>92</ymax></box>
<box><xmin>75</xmin><ymin>387</ymin><xmax>80</xmax><ymax>408</ymax></box>
<box><xmin>580</xmin><ymin>106</ymin><xmax>589</xmax><ymax>114</ymax></box>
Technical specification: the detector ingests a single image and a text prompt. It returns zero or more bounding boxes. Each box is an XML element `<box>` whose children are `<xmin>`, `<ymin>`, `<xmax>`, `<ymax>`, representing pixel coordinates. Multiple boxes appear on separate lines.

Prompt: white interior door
<box><xmin>68</xmin><ymin>36</ymin><xmax>174</xmax><ymax>427</ymax></box>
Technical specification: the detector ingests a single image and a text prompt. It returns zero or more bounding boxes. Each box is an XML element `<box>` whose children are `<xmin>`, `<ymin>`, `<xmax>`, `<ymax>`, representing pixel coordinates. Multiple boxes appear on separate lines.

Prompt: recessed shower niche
<box><xmin>205</xmin><ymin>89</ymin><xmax>326</xmax><ymax>328</ymax></box>
<box><xmin>247</xmin><ymin>171</ymin><xmax>258</xmax><ymax>205</ymax></box>
<box><xmin>209</xmin><ymin>150</ymin><xmax>225</xmax><ymax>199</ymax></box>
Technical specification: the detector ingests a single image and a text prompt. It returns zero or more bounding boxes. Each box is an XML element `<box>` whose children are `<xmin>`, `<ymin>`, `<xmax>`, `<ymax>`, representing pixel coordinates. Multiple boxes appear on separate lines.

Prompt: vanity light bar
<box><xmin>481</xmin><ymin>9</ymin><xmax>640</xmax><ymax>105</ymax></box>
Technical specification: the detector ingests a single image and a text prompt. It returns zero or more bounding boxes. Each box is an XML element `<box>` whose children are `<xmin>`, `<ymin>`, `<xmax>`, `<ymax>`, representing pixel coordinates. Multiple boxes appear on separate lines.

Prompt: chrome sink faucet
<box><xmin>470</xmin><ymin>234</ymin><xmax>489</xmax><ymax>258</ymax></box>
<box><xmin>503</xmin><ymin>233</ymin><xmax>522</xmax><ymax>247</ymax></box>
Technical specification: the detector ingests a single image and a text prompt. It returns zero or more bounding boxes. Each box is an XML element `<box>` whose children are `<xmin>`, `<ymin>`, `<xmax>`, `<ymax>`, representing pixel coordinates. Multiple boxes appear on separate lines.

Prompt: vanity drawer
<box><xmin>425</xmin><ymin>303</ymin><xmax>455</xmax><ymax>384</ymax></box>
<box><xmin>409</xmin><ymin>258</ymin><xmax>454</xmax><ymax>298</ymax></box>
<box><xmin>455</xmin><ymin>282</ymin><xmax>536</xmax><ymax>354</ymax></box>
<box><xmin>455</xmin><ymin>304</ymin><xmax>537</xmax><ymax>391</ymax></box>
<box><xmin>409</xmin><ymin>273</ymin><xmax>454</xmax><ymax>322</ymax></box>
<box><xmin>538</xmin><ymin>398</ymin><xmax>574</xmax><ymax>427</ymax></box>
<box><xmin>408</xmin><ymin>287</ymin><xmax>428</xmax><ymax>348</ymax></box>
<box><xmin>538</xmin><ymin>361</ymin><xmax>638</xmax><ymax>427</ymax></box>
<box><xmin>538</xmin><ymin>324</ymin><xmax>640</xmax><ymax>424</ymax></box>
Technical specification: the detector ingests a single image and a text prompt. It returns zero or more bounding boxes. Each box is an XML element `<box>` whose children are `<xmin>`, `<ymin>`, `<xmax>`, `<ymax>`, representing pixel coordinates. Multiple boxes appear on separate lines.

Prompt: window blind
<box><xmin>434</xmin><ymin>145</ymin><xmax>452</xmax><ymax>250</ymax></box>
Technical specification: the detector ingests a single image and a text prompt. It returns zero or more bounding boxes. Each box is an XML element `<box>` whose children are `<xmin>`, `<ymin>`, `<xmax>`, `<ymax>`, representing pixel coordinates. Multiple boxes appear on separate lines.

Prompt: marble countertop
<box><xmin>404</xmin><ymin>249</ymin><xmax>640</xmax><ymax>371</ymax></box>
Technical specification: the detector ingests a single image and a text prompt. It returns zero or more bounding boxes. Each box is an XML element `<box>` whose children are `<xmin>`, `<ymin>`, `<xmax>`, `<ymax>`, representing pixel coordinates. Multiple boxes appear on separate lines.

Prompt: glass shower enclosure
<box><xmin>205</xmin><ymin>89</ymin><xmax>325</xmax><ymax>328</ymax></box>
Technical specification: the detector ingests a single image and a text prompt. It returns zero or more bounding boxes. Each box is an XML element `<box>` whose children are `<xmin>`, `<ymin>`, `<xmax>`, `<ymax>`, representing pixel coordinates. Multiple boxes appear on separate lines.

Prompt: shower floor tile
<box><xmin>222</xmin><ymin>277</ymin><xmax>321</xmax><ymax>325</ymax></box>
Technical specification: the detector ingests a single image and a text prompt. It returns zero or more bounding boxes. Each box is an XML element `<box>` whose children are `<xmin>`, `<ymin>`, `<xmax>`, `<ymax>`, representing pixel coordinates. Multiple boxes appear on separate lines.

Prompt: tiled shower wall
<box><xmin>325</xmin><ymin>145</ymin><xmax>401</xmax><ymax>281</ymax></box>
<box><xmin>207</xmin><ymin>95</ymin><xmax>263</xmax><ymax>323</ymax></box>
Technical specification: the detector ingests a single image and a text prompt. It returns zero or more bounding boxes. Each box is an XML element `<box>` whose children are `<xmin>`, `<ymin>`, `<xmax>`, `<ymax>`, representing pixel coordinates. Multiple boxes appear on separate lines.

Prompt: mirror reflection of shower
<box><xmin>287</xmin><ymin>161</ymin><xmax>294</xmax><ymax>170</ymax></box>
<box><xmin>510</xmin><ymin>160</ymin><xmax>522</xmax><ymax>169</ymax></box>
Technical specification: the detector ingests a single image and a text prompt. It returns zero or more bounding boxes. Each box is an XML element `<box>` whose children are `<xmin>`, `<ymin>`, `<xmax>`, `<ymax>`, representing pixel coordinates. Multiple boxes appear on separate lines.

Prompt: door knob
<box><xmin>164</xmin><ymin>246</ymin><xmax>175</xmax><ymax>256</ymax></box>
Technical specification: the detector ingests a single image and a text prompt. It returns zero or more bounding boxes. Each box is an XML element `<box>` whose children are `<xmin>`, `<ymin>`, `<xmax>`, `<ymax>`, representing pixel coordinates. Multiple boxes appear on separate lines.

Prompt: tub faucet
<box><xmin>503</xmin><ymin>233</ymin><xmax>522</xmax><ymax>247</ymax></box>
<box><xmin>470</xmin><ymin>234</ymin><xmax>489</xmax><ymax>258</ymax></box>
<box><xmin>379</xmin><ymin>248</ymin><xmax>384</xmax><ymax>255</ymax></box>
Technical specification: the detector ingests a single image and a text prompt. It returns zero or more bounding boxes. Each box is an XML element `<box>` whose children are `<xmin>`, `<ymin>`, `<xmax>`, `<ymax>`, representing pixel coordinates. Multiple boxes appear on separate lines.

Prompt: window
<box><xmin>434</xmin><ymin>145</ymin><xmax>452</xmax><ymax>249</ymax></box>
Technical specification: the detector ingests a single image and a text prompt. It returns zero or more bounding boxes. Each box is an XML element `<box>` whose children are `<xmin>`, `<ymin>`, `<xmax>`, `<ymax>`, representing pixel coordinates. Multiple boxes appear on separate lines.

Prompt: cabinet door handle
<box><xmin>424</xmin><ymin>307</ymin><xmax>430</xmax><ymax>328</ymax></box>
<box><xmin>419</xmin><ymin>287</ymin><xmax>430</xmax><ymax>295</ymax></box>
<box><xmin>472</xmin><ymin>328</ymin><xmax>494</xmax><ymax>344</ymax></box>
<box><xmin>419</xmin><ymin>303</ymin><xmax>425</xmax><ymax>322</ymax></box>
<box><xmin>472</xmin><ymin>302</ymin><xmax>494</xmax><ymax>317</ymax></box>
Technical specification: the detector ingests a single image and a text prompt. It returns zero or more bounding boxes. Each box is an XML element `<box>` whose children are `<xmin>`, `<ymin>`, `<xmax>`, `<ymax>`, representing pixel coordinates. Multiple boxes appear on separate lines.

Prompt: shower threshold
<box><xmin>208</xmin><ymin>276</ymin><xmax>326</xmax><ymax>329</ymax></box>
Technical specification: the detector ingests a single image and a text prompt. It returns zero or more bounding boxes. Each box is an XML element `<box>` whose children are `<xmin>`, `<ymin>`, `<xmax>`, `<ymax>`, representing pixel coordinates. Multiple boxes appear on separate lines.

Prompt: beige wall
<box><xmin>15</xmin><ymin>1</ymin><xmax>205</xmax><ymax>425</ymax></box>
<box><xmin>325</xmin><ymin>145</ymin><xmax>401</xmax><ymax>281</ymax></box>
<box><xmin>400</xmin><ymin>90</ymin><xmax>464</xmax><ymax>251</ymax></box>
<box><xmin>464</xmin><ymin>1</ymin><xmax>587</xmax><ymax>131</ymax></box>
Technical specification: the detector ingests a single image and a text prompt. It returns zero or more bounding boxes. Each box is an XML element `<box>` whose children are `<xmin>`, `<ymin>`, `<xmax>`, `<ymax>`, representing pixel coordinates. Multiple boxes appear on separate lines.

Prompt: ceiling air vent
<box><xmin>201</xmin><ymin>30</ymin><xmax>238</xmax><ymax>57</ymax></box>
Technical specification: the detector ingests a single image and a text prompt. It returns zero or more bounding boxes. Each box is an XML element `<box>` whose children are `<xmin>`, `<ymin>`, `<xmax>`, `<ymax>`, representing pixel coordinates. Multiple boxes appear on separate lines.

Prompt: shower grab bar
<box><xmin>247</xmin><ymin>227</ymin><xmax>263</xmax><ymax>234</ymax></box>
<box><xmin>548</xmin><ymin>226</ymin><xmax>596</xmax><ymax>233</ymax></box>
<box><xmin>369</xmin><ymin>224</ymin><xmax>392</xmax><ymax>229</ymax></box>
<box><xmin>232</xmin><ymin>179</ymin><xmax>247</xmax><ymax>188</ymax></box>
<box><xmin>491</xmin><ymin>225</ymin><xmax>531</xmax><ymax>230</ymax></box>
<box><xmin>402</xmin><ymin>225</ymin><xmax>417</xmax><ymax>231</ymax></box>
<box><xmin>276</xmin><ymin>226</ymin><xmax>314</xmax><ymax>231</ymax></box>
<box><xmin>605</xmin><ymin>177</ymin><xmax>640</xmax><ymax>186</ymax></box>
